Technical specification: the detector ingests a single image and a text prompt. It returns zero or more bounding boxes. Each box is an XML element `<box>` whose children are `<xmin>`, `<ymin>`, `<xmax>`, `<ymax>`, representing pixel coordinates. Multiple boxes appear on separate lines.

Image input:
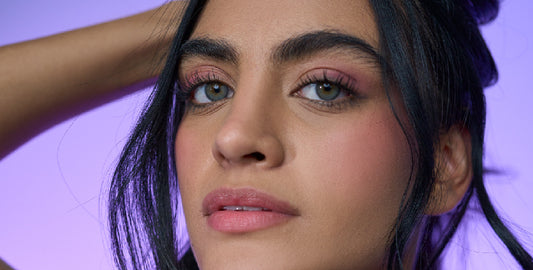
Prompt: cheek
<box><xmin>328</xmin><ymin>118</ymin><xmax>410</xmax><ymax>199</ymax></box>
<box><xmin>175</xmin><ymin>123</ymin><xmax>211</xmax><ymax>223</ymax></box>
<box><xmin>175</xmin><ymin>125</ymin><xmax>196</xmax><ymax>186</ymax></box>
<box><xmin>295</xmin><ymin>107</ymin><xmax>412</xmax><ymax>259</ymax></box>
<box><xmin>299</xmin><ymin>108</ymin><xmax>411</xmax><ymax>197</ymax></box>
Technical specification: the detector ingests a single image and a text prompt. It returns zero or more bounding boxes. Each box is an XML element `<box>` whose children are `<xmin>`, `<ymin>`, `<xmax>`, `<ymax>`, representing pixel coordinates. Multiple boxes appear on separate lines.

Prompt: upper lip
<box><xmin>202</xmin><ymin>187</ymin><xmax>299</xmax><ymax>216</ymax></box>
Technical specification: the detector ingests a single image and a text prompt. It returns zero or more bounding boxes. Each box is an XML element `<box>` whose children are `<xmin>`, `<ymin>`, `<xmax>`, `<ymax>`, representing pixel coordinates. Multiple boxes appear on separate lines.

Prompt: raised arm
<box><xmin>0</xmin><ymin>1</ymin><xmax>185</xmax><ymax>159</ymax></box>
<box><xmin>0</xmin><ymin>258</ymin><xmax>13</xmax><ymax>270</ymax></box>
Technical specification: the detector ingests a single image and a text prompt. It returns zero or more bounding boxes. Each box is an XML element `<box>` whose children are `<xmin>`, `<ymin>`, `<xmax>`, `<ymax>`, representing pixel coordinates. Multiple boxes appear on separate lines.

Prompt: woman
<box><xmin>109</xmin><ymin>0</ymin><xmax>533</xmax><ymax>269</ymax></box>
<box><xmin>1</xmin><ymin>0</ymin><xmax>532</xmax><ymax>269</ymax></box>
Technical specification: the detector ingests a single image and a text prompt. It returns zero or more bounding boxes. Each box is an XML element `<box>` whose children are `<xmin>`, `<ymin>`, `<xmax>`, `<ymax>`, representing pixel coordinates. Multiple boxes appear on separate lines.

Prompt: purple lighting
<box><xmin>0</xmin><ymin>1</ymin><xmax>532</xmax><ymax>269</ymax></box>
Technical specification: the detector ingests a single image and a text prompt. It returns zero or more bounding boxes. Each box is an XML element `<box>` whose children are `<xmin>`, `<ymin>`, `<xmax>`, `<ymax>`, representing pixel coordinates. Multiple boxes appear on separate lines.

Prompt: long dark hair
<box><xmin>108</xmin><ymin>0</ymin><xmax>533</xmax><ymax>269</ymax></box>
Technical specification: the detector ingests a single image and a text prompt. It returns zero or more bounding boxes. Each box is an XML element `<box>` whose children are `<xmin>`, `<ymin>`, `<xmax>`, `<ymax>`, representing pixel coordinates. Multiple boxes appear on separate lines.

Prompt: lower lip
<box><xmin>207</xmin><ymin>211</ymin><xmax>293</xmax><ymax>233</ymax></box>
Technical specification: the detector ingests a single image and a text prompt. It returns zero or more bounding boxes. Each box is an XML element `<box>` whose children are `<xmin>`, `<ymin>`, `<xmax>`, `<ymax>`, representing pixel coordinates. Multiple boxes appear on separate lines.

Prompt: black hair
<box><xmin>108</xmin><ymin>0</ymin><xmax>533</xmax><ymax>269</ymax></box>
<box><xmin>368</xmin><ymin>0</ymin><xmax>532</xmax><ymax>268</ymax></box>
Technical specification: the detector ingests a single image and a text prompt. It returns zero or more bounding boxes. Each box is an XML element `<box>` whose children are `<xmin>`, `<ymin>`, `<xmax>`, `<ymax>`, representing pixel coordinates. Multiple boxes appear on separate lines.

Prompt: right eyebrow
<box><xmin>178</xmin><ymin>38</ymin><xmax>239</xmax><ymax>66</ymax></box>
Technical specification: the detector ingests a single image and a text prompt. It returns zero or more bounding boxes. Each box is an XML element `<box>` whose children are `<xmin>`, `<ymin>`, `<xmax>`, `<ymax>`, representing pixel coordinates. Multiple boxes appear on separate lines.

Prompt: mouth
<box><xmin>202</xmin><ymin>187</ymin><xmax>299</xmax><ymax>233</ymax></box>
<box><xmin>220</xmin><ymin>206</ymin><xmax>272</xmax><ymax>211</ymax></box>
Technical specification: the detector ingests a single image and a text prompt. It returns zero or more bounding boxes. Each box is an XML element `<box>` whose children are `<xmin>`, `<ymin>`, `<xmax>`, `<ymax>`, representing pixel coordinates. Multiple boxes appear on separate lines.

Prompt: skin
<box><xmin>0</xmin><ymin>258</ymin><xmax>13</xmax><ymax>270</ymax></box>
<box><xmin>0</xmin><ymin>2</ymin><xmax>185</xmax><ymax>267</ymax></box>
<box><xmin>175</xmin><ymin>0</ymin><xmax>414</xmax><ymax>269</ymax></box>
<box><xmin>0</xmin><ymin>1</ymin><xmax>184</xmax><ymax>159</ymax></box>
<box><xmin>0</xmin><ymin>0</ymin><xmax>473</xmax><ymax>268</ymax></box>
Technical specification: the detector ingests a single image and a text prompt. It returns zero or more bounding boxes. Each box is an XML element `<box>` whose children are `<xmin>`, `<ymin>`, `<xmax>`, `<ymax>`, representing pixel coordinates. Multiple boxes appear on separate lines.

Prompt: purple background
<box><xmin>0</xmin><ymin>0</ymin><xmax>532</xmax><ymax>269</ymax></box>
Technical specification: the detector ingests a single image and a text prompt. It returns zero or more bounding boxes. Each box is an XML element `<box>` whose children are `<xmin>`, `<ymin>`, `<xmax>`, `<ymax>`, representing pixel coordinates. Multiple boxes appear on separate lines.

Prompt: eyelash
<box><xmin>292</xmin><ymin>71</ymin><xmax>360</xmax><ymax>112</ymax></box>
<box><xmin>177</xmin><ymin>72</ymin><xmax>228</xmax><ymax>113</ymax></box>
<box><xmin>178</xmin><ymin>70</ymin><xmax>360</xmax><ymax>114</ymax></box>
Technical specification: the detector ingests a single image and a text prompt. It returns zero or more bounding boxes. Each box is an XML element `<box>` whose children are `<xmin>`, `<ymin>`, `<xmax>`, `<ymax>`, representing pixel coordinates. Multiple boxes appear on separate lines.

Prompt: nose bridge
<box><xmin>226</xmin><ymin>36</ymin><xmax>279</xmax><ymax>126</ymax></box>
<box><xmin>212</xmin><ymin>68</ymin><xmax>284</xmax><ymax>168</ymax></box>
<box><xmin>229</xmin><ymin>84</ymin><xmax>273</xmax><ymax>130</ymax></box>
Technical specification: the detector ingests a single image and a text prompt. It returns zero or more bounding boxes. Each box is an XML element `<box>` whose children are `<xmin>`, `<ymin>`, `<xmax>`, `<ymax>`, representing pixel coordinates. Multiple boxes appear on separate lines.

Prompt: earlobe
<box><xmin>426</xmin><ymin>126</ymin><xmax>473</xmax><ymax>215</ymax></box>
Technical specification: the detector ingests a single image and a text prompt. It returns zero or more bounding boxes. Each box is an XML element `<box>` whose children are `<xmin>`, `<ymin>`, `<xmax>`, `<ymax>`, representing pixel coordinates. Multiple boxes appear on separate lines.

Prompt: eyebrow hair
<box><xmin>271</xmin><ymin>31</ymin><xmax>381</xmax><ymax>65</ymax></box>
<box><xmin>178</xmin><ymin>30</ymin><xmax>381</xmax><ymax>67</ymax></box>
<box><xmin>178</xmin><ymin>37</ymin><xmax>239</xmax><ymax>65</ymax></box>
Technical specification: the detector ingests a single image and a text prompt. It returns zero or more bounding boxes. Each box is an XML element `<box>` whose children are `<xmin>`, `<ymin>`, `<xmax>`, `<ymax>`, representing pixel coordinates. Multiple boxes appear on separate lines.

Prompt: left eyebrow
<box><xmin>271</xmin><ymin>30</ymin><xmax>382</xmax><ymax>65</ymax></box>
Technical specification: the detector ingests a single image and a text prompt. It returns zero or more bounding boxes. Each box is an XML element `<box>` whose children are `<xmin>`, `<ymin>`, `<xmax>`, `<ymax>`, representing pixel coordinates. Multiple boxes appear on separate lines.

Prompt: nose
<box><xmin>212</xmin><ymin>98</ymin><xmax>284</xmax><ymax>169</ymax></box>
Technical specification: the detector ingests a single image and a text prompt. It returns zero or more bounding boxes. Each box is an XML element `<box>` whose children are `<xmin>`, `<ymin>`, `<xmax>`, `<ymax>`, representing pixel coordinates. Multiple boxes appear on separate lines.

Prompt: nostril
<box><xmin>244</xmin><ymin>152</ymin><xmax>265</xmax><ymax>161</ymax></box>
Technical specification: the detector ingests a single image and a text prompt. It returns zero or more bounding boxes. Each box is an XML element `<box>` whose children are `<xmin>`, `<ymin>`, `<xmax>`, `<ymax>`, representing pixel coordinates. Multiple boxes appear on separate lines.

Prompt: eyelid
<box><xmin>176</xmin><ymin>66</ymin><xmax>238</xmax><ymax>116</ymax></box>
<box><xmin>180</xmin><ymin>65</ymin><xmax>235</xmax><ymax>90</ymax></box>
<box><xmin>288</xmin><ymin>68</ymin><xmax>364</xmax><ymax>113</ymax></box>
<box><xmin>292</xmin><ymin>69</ymin><xmax>359</xmax><ymax>96</ymax></box>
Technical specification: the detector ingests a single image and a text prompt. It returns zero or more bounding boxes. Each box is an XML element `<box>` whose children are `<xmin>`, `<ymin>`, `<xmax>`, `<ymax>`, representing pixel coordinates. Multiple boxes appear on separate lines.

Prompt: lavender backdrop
<box><xmin>0</xmin><ymin>1</ymin><xmax>531</xmax><ymax>269</ymax></box>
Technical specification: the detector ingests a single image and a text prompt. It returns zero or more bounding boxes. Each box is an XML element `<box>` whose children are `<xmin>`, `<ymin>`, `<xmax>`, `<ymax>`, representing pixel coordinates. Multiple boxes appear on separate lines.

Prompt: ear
<box><xmin>426</xmin><ymin>126</ymin><xmax>473</xmax><ymax>215</ymax></box>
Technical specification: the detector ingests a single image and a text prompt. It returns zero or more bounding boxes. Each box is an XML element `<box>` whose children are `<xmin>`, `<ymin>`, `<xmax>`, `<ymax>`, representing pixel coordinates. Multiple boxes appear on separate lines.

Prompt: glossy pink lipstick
<box><xmin>202</xmin><ymin>188</ymin><xmax>299</xmax><ymax>233</ymax></box>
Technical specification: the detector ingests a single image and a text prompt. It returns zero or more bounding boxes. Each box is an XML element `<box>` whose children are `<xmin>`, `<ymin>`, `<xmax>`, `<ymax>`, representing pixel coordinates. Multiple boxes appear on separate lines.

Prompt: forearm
<box><xmin>0</xmin><ymin>1</ymin><xmax>184</xmax><ymax>159</ymax></box>
<box><xmin>0</xmin><ymin>258</ymin><xmax>13</xmax><ymax>270</ymax></box>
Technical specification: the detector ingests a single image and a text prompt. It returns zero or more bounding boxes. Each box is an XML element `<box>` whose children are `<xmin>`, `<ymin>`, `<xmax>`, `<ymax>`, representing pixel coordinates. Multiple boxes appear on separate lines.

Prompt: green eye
<box><xmin>193</xmin><ymin>82</ymin><xmax>233</xmax><ymax>103</ymax></box>
<box><xmin>316</xmin><ymin>83</ymin><xmax>340</xmax><ymax>100</ymax></box>
<box><xmin>301</xmin><ymin>82</ymin><xmax>345</xmax><ymax>101</ymax></box>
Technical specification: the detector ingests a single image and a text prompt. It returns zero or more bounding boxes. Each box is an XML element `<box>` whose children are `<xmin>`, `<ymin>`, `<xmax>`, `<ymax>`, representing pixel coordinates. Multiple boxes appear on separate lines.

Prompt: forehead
<box><xmin>191</xmin><ymin>0</ymin><xmax>379</xmax><ymax>49</ymax></box>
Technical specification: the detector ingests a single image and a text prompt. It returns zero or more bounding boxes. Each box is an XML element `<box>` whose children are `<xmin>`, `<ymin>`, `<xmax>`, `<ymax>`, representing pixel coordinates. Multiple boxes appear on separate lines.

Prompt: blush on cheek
<box><xmin>175</xmin><ymin>122</ymin><xmax>215</xmax><ymax>177</ymax></box>
<box><xmin>175</xmin><ymin>125</ymin><xmax>210</xmax><ymax>249</ymax></box>
<box><xmin>175</xmin><ymin>128</ymin><xmax>192</xmax><ymax>179</ymax></box>
<box><xmin>324</xmin><ymin>112</ymin><xmax>410</xmax><ymax>193</ymax></box>
<box><xmin>175</xmin><ymin>126</ymin><xmax>205</xmax><ymax>209</ymax></box>
<box><xmin>298</xmin><ymin>106</ymin><xmax>412</xmax><ymax>253</ymax></box>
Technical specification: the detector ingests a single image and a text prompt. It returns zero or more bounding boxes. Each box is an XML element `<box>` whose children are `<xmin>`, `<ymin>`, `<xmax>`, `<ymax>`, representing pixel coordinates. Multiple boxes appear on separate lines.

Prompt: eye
<box><xmin>192</xmin><ymin>82</ymin><xmax>234</xmax><ymax>104</ymax></box>
<box><xmin>299</xmin><ymin>82</ymin><xmax>348</xmax><ymax>101</ymax></box>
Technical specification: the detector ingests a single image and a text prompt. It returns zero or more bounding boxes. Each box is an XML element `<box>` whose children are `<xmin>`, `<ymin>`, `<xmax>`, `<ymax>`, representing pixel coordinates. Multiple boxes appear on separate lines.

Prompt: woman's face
<box><xmin>175</xmin><ymin>0</ymin><xmax>412</xmax><ymax>269</ymax></box>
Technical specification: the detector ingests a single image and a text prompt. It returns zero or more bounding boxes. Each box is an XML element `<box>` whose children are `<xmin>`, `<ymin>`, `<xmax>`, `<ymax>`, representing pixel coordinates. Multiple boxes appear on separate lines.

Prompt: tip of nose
<box><xmin>212</xmin><ymin>129</ymin><xmax>284</xmax><ymax>168</ymax></box>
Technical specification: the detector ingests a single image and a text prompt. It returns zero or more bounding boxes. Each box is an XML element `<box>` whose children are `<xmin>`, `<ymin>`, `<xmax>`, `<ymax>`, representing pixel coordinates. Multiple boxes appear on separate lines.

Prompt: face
<box><xmin>175</xmin><ymin>0</ymin><xmax>412</xmax><ymax>269</ymax></box>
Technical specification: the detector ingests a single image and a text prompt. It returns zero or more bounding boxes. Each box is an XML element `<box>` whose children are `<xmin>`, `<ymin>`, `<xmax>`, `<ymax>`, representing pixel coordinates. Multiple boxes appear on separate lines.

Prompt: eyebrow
<box><xmin>178</xmin><ymin>38</ymin><xmax>239</xmax><ymax>65</ymax></box>
<box><xmin>178</xmin><ymin>30</ymin><xmax>381</xmax><ymax>67</ymax></box>
<box><xmin>272</xmin><ymin>31</ymin><xmax>381</xmax><ymax>65</ymax></box>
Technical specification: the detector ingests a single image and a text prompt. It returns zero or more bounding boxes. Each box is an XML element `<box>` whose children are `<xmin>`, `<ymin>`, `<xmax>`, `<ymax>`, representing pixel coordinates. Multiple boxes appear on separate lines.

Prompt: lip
<box><xmin>202</xmin><ymin>187</ymin><xmax>299</xmax><ymax>233</ymax></box>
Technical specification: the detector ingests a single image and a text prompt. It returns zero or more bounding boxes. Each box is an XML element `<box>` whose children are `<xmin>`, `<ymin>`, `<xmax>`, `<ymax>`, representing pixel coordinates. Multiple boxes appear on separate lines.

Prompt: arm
<box><xmin>0</xmin><ymin>258</ymin><xmax>13</xmax><ymax>270</ymax></box>
<box><xmin>0</xmin><ymin>1</ymin><xmax>185</xmax><ymax>159</ymax></box>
